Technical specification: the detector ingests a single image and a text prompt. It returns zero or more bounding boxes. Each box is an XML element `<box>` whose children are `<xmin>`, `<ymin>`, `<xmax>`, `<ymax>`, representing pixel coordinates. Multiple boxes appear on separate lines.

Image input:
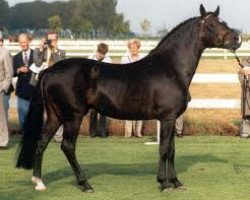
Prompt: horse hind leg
<box><xmin>61</xmin><ymin>116</ymin><xmax>93</xmax><ymax>193</ymax></box>
<box><xmin>32</xmin><ymin>113</ymin><xmax>61</xmax><ymax>191</ymax></box>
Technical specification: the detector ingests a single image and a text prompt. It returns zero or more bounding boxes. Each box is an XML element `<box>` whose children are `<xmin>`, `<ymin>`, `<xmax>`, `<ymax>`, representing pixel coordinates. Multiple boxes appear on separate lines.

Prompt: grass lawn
<box><xmin>1</xmin><ymin>136</ymin><xmax>250</xmax><ymax>200</ymax></box>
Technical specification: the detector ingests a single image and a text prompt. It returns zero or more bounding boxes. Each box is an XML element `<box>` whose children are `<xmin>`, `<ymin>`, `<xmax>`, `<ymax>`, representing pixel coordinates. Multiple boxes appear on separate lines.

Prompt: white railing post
<box><xmin>224</xmin><ymin>49</ymin><xmax>227</xmax><ymax>60</ymax></box>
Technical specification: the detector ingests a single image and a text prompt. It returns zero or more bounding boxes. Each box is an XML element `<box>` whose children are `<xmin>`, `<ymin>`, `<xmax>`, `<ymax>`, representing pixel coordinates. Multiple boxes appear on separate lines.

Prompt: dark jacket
<box><xmin>13</xmin><ymin>50</ymin><xmax>35</xmax><ymax>100</ymax></box>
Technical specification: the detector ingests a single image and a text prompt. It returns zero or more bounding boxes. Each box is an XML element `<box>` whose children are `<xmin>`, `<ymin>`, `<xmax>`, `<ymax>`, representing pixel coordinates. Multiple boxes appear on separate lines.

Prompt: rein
<box><xmin>230</xmin><ymin>50</ymin><xmax>244</xmax><ymax>68</ymax></box>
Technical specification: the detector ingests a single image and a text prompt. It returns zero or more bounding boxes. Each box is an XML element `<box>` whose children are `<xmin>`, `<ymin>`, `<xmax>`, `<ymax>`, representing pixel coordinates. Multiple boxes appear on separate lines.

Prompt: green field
<box><xmin>1</xmin><ymin>136</ymin><xmax>250</xmax><ymax>200</ymax></box>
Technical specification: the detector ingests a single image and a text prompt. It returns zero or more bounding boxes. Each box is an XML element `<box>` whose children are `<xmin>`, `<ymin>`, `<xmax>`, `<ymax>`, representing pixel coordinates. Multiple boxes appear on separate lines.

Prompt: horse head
<box><xmin>199</xmin><ymin>4</ymin><xmax>241</xmax><ymax>51</ymax></box>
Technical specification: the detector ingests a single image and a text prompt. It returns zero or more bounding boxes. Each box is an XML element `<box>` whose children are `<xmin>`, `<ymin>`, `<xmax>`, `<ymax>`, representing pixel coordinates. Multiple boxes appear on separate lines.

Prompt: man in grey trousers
<box><xmin>0</xmin><ymin>36</ymin><xmax>13</xmax><ymax>149</ymax></box>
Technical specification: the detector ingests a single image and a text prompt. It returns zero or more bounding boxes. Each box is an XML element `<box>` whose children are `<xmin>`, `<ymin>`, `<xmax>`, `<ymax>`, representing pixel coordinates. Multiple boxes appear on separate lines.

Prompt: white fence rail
<box><xmin>4</xmin><ymin>40</ymin><xmax>250</xmax><ymax>58</ymax></box>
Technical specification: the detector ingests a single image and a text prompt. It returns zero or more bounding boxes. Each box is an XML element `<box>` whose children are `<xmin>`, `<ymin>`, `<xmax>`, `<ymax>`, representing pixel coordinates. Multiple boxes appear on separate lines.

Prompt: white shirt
<box><xmin>88</xmin><ymin>54</ymin><xmax>112</xmax><ymax>63</ymax></box>
<box><xmin>22</xmin><ymin>48</ymin><xmax>31</xmax><ymax>65</ymax></box>
<box><xmin>121</xmin><ymin>54</ymin><xmax>143</xmax><ymax>64</ymax></box>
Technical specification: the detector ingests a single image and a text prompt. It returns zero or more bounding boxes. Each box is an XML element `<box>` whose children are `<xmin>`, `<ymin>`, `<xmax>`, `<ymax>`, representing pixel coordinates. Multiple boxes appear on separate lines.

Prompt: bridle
<box><xmin>200</xmin><ymin>14</ymin><xmax>243</xmax><ymax>69</ymax></box>
<box><xmin>200</xmin><ymin>14</ymin><xmax>235</xmax><ymax>48</ymax></box>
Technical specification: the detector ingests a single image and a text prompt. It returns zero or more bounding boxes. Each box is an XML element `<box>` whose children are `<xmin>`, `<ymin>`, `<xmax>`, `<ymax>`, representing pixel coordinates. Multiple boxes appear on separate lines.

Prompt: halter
<box><xmin>200</xmin><ymin>15</ymin><xmax>243</xmax><ymax>69</ymax></box>
<box><xmin>200</xmin><ymin>14</ymin><xmax>234</xmax><ymax>47</ymax></box>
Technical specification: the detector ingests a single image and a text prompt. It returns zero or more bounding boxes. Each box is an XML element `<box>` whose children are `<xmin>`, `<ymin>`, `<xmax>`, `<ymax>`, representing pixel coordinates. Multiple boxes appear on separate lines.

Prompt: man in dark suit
<box><xmin>13</xmin><ymin>33</ymin><xmax>35</xmax><ymax>133</ymax></box>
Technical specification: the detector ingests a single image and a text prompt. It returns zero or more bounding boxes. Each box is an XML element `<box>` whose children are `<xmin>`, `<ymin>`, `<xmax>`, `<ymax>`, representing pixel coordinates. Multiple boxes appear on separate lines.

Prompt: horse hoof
<box><xmin>176</xmin><ymin>185</ymin><xmax>187</xmax><ymax>190</ymax></box>
<box><xmin>83</xmin><ymin>188</ymin><xmax>94</xmax><ymax>193</ymax></box>
<box><xmin>35</xmin><ymin>182</ymin><xmax>47</xmax><ymax>191</ymax></box>
<box><xmin>161</xmin><ymin>187</ymin><xmax>174</xmax><ymax>192</ymax></box>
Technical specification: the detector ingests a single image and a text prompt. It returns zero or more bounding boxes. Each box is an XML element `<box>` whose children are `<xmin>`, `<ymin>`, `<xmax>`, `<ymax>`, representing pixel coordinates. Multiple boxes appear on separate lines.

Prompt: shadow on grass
<box><xmin>8</xmin><ymin>136</ymin><xmax>21</xmax><ymax>149</ymax></box>
<box><xmin>43</xmin><ymin>154</ymin><xmax>228</xmax><ymax>185</ymax></box>
<box><xmin>0</xmin><ymin>154</ymin><xmax>231</xmax><ymax>200</ymax></box>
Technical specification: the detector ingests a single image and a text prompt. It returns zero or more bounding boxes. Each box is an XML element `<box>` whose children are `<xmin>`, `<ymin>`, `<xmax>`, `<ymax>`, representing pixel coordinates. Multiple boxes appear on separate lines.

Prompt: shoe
<box><xmin>53</xmin><ymin>138</ymin><xmax>63</xmax><ymax>143</ymax></box>
<box><xmin>0</xmin><ymin>146</ymin><xmax>8</xmax><ymax>150</ymax></box>
<box><xmin>240</xmin><ymin>133</ymin><xmax>250</xmax><ymax>138</ymax></box>
<box><xmin>175</xmin><ymin>132</ymin><xmax>183</xmax><ymax>138</ymax></box>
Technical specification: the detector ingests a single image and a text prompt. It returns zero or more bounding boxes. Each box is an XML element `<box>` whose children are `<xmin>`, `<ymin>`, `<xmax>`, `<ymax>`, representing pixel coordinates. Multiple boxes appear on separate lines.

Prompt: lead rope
<box><xmin>231</xmin><ymin>50</ymin><xmax>248</xmax><ymax>119</ymax></box>
<box><xmin>230</xmin><ymin>50</ymin><xmax>244</xmax><ymax>68</ymax></box>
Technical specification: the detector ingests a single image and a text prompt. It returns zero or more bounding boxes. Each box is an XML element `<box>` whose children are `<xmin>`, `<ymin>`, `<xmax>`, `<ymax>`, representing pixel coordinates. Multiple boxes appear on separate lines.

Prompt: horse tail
<box><xmin>16</xmin><ymin>72</ymin><xmax>46</xmax><ymax>169</ymax></box>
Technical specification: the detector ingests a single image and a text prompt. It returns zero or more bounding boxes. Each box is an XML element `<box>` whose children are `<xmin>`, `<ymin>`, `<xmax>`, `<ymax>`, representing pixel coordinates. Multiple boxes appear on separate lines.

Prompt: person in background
<box><xmin>0</xmin><ymin>35</ymin><xmax>13</xmax><ymax>150</ymax></box>
<box><xmin>121</xmin><ymin>38</ymin><xmax>143</xmax><ymax>138</ymax></box>
<box><xmin>0</xmin><ymin>34</ymin><xmax>14</xmax><ymax>120</ymax></box>
<box><xmin>175</xmin><ymin>115</ymin><xmax>184</xmax><ymax>137</ymax></box>
<box><xmin>34</xmin><ymin>32</ymin><xmax>66</xmax><ymax>142</ymax></box>
<box><xmin>13</xmin><ymin>33</ymin><xmax>35</xmax><ymax>134</ymax></box>
<box><xmin>88</xmin><ymin>43</ymin><xmax>111</xmax><ymax>138</ymax></box>
<box><xmin>238</xmin><ymin>57</ymin><xmax>250</xmax><ymax>138</ymax></box>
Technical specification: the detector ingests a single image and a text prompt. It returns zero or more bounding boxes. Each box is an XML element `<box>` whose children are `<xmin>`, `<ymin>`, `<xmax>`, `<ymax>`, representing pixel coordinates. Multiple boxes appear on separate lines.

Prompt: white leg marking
<box><xmin>31</xmin><ymin>176</ymin><xmax>47</xmax><ymax>191</ymax></box>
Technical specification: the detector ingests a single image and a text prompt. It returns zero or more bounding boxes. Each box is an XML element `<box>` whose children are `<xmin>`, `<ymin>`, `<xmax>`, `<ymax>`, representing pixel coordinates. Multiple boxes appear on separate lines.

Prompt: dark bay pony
<box><xmin>16</xmin><ymin>5</ymin><xmax>241</xmax><ymax>192</ymax></box>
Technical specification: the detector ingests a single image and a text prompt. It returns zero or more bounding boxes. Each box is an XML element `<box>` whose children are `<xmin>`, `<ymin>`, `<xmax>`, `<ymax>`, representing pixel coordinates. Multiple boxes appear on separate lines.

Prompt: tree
<box><xmin>140</xmin><ymin>18</ymin><xmax>151</xmax><ymax>34</ymax></box>
<box><xmin>157</xmin><ymin>24</ymin><xmax>168</xmax><ymax>37</ymax></box>
<box><xmin>48</xmin><ymin>15</ymin><xmax>62</xmax><ymax>33</ymax></box>
<box><xmin>69</xmin><ymin>0</ymin><xmax>130</xmax><ymax>37</ymax></box>
<box><xmin>0</xmin><ymin>0</ymin><xmax>10</xmax><ymax>29</ymax></box>
<box><xmin>113</xmin><ymin>14</ymin><xmax>130</xmax><ymax>36</ymax></box>
<box><xmin>5</xmin><ymin>0</ymin><xmax>130</xmax><ymax>38</ymax></box>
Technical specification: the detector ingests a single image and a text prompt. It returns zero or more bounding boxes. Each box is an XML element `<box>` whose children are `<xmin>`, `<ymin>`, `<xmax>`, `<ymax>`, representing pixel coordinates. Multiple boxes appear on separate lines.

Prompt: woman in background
<box><xmin>121</xmin><ymin>39</ymin><xmax>143</xmax><ymax>138</ymax></box>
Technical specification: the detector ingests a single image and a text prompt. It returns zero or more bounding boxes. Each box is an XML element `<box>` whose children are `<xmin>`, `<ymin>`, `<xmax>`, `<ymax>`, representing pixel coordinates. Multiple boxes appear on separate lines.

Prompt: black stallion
<box><xmin>16</xmin><ymin>5</ymin><xmax>241</xmax><ymax>192</ymax></box>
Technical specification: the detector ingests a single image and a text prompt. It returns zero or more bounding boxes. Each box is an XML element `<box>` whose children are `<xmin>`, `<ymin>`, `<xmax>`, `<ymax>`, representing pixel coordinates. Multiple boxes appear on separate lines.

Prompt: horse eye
<box><xmin>222</xmin><ymin>22</ymin><xmax>227</xmax><ymax>26</ymax></box>
<box><xmin>210</xmin><ymin>23</ymin><xmax>216</xmax><ymax>27</ymax></box>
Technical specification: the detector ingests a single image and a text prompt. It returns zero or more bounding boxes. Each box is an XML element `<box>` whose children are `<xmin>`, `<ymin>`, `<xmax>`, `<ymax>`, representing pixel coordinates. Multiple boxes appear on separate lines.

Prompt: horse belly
<box><xmin>93</xmin><ymin>86</ymin><xmax>156</xmax><ymax>120</ymax></box>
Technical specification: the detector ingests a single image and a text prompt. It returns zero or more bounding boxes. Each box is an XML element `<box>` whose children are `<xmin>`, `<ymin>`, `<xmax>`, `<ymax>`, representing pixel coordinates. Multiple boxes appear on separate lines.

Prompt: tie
<box><xmin>24</xmin><ymin>52</ymin><xmax>29</xmax><ymax>66</ymax></box>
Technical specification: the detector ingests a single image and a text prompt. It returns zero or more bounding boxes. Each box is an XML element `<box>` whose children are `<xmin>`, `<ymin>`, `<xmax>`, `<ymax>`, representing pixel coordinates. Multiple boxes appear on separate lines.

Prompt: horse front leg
<box><xmin>61</xmin><ymin>118</ymin><xmax>94</xmax><ymax>193</ymax></box>
<box><xmin>157</xmin><ymin>118</ymin><xmax>176</xmax><ymax>192</ymax></box>
<box><xmin>168</xmin><ymin>136</ymin><xmax>185</xmax><ymax>190</ymax></box>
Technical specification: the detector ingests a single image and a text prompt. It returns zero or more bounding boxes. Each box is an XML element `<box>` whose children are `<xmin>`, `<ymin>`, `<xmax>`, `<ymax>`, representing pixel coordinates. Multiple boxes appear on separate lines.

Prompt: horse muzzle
<box><xmin>223</xmin><ymin>31</ymin><xmax>242</xmax><ymax>51</ymax></box>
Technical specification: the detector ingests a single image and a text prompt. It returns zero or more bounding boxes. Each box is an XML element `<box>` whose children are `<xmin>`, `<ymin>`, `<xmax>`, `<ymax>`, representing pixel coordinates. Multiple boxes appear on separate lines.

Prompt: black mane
<box><xmin>150</xmin><ymin>17</ymin><xmax>200</xmax><ymax>53</ymax></box>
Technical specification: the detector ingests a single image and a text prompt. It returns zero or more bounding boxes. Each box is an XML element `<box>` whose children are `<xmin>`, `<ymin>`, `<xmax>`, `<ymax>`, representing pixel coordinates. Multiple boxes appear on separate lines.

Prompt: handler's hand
<box><xmin>17</xmin><ymin>66</ymin><xmax>29</xmax><ymax>74</ymax></box>
<box><xmin>39</xmin><ymin>38</ymin><xmax>46</xmax><ymax>51</ymax></box>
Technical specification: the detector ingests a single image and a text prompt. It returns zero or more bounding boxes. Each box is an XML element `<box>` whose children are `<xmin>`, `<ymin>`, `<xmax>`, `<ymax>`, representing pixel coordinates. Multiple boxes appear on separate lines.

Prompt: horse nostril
<box><xmin>234</xmin><ymin>36</ymin><xmax>238</xmax><ymax>40</ymax></box>
<box><xmin>233</xmin><ymin>34</ymin><xmax>239</xmax><ymax>41</ymax></box>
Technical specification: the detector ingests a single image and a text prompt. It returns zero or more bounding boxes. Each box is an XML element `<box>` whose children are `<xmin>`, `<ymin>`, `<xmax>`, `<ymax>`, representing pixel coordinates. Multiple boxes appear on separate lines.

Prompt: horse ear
<box><xmin>199</xmin><ymin>4</ymin><xmax>206</xmax><ymax>16</ymax></box>
<box><xmin>214</xmin><ymin>6</ymin><xmax>220</xmax><ymax>17</ymax></box>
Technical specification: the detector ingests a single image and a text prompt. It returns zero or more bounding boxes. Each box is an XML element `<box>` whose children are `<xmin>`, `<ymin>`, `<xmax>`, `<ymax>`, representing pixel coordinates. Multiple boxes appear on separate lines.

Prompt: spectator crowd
<box><xmin>0</xmin><ymin>32</ymin><xmax>187</xmax><ymax>150</ymax></box>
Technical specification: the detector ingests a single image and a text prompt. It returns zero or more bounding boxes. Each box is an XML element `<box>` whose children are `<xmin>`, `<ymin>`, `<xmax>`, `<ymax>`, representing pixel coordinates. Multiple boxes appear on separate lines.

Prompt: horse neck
<box><xmin>157</xmin><ymin>18</ymin><xmax>205</xmax><ymax>87</ymax></box>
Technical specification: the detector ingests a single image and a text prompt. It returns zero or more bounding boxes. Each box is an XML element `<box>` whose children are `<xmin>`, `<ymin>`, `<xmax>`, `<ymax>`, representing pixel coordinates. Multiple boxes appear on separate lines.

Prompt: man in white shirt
<box><xmin>13</xmin><ymin>33</ymin><xmax>34</xmax><ymax>134</ymax></box>
<box><xmin>88</xmin><ymin>43</ymin><xmax>112</xmax><ymax>137</ymax></box>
